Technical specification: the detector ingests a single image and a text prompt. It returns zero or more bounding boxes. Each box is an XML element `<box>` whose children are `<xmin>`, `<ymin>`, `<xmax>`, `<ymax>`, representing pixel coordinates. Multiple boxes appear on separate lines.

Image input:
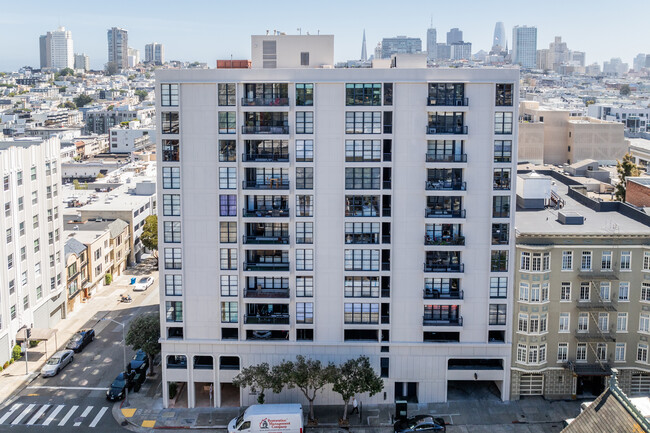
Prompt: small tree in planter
<box><xmin>333</xmin><ymin>356</ymin><xmax>384</xmax><ymax>425</ymax></box>
<box><xmin>125</xmin><ymin>313</ymin><xmax>160</xmax><ymax>375</ymax></box>
<box><xmin>233</xmin><ymin>362</ymin><xmax>284</xmax><ymax>404</ymax></box>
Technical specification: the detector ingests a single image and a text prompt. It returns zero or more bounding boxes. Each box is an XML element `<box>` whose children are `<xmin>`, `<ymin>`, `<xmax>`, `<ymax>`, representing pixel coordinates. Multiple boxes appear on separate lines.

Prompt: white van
<box><xmin>228</xmin><ymin>404</ymin><xmax>304</xmax><ymax>433</ymax></box>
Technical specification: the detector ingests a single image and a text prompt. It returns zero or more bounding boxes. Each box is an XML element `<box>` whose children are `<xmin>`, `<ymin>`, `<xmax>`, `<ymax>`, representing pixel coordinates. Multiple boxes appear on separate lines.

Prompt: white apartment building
<box><xmin>156</xmin><ymin>35</ymin><xmax>519</xmax><ymax>408</ymax></box>
<box><xmin>145</xmin><ymin>43</ymin><xmax>165</xmax><ymax>65</ymax></box>
<box><xmin>0</xmin><ymin>138</ymin><xmax>66</xmax><ymax>365</ymax></box>
<box><xmin>39</xmin><ymin>27</ymin><xmax>74</xmax><ymax>70</ymax></box>
<box><xmin>512</xmin><ymin>26</ymin><xmax>537</xmax><ymax>69</ymax></box>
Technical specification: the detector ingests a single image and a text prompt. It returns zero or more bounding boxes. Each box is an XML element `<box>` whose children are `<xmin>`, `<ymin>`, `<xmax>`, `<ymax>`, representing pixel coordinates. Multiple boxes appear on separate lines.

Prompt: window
<box><xmin>34</xmin><ymin>190</ymin><xmax>39</xmax><ymax>204</ymax></box>
<box><xmin>295</xmin><ymin>112</ymin><xmax>313</xmax><ymax>134</ymax></box>
<box><xmin>641</xmin><ymin>314</ymin><xmax>650</xmax><ymax>333</ymax></box>
<box><xmin>296</xmin><ymin>276</ymin><xmax>313</xmax><ymax>297</ymax></box>
<box><xmin>16</xmin><ymin>171</ymin><xmax>22</xmax><ymax>186</ymax></box>
<box><xmin>220</xmin><ymin>248</ymin><xmax>237</xmax><ymax>270</ymax></box>
<box><xmin>490</xmin><ymin>277</ymin><xmax>507</xmax><ymax>298</ymax></box>
<box><xmin>562</xmin><ymin>251</ymin><xmax>573</xmax><ymax>270</ymax></box>
<box><xmin>296</xmin><ymin>222</ymin><xmax>313</xmax><ymax>244</ymax></box>
<box><xmin>2</xmin><ymin>175</ymin><xmax>8</xmax><ymax>191</ymax></box>
<box><xmin>33</xmin><ymin>215</ymin><xmax>39</xmax><ymax>229</ymax></box>
<box><xmin>518</xmin><ymin>314</ymin><xmax>528</xmax><ymax>332</ymax></box>
<box><xmin>162</xmin><ymin>139</ymin><xmax>180</xmax><ymax>162</ymax></box>
<box><xmin>493</xmin><ymin>168</ymin><xmax>511</xmax><ymax>190</ymax></box>
<box><xmin>163</xmin><ymin>194</ymin><xmax>181</xmax><ymax>216</ymax></box>
<box><xmin>219</xmin><ymin>195</ymin><xmax>237</xmax><ymax>216</ymax></box>
<box><xmin>163</xmin><ymin>221</ymin><xmax>181</xmax><ymax>243</ymax></box>
<box><xmin>164</xmin><ymin>248</ymin><xmax>182</xmax><ymax>270</ymax></box>
<box><xmin>165</xmin><ymin>275</ymin><xmax>182</xmax><ymax>296</ymax></box>
<box><xmin>600</xmin><ymin>282</ymin><xmax>611</xmax><ymax>301</ymax></box>
<box><xmin>300</xmin><ymin>51</ymin><xmax>309</xmax><ymax>66</ymax></box>
<box><xmin>645</xmin><ymin>252</ymin><xmax>650</xmax><ymax>270</ymax></box>
<box><xmin>7</xmin><ymin>253</ymin><xmax>13</xmax><ymax>269</ymax></box>
<box><xmin>521</xmin><ymin>252</ymin><xmax>531</xmax><ymax>271</ymax></box>
<box><xmin>161</xmin><ymin>84</ymin><xmax>179</xmax><ymax>106</ymax></box>
<box><xmin>218</xmin><ymin>83</ymin><xmax>236</xmax><ymax>106</ymax></box>
<box><xmin>581</xmin><ymin>251</ymin><xmax>592</xmax><ymax>271</ymax></box>
<box><xmin>35</xmin><ymin>262</ymin><xmax>41</xmax><ymax>278</ymax></box>
<box><xmin>161</xmin><ymin>112</ymin><xmax>179</xmax><ymax>134</ymax></box>
<box><xmin>345</xmin><ymin>112</ymin><xmax>381</xmax><ymax>134</ymax></box>
<box><xmin>615</xmin><ymin>343</ymin><xmax>626</xmax><ymax>362</ymax></box>
<box><xmin>617</xmin><ymin>313</ymin><xmax>628</xmax><ymax>332</ymax></box>
<box><xmin>218</xmin><ymin>140</ymin><xmax>236</xmax><ymax>162</ymax></box>
<box><xmin>296</xmin><ymin>195</ymin><xmax>313</xmax><ymax>217</ymax></box>
<box><xmin>578</xmin><ymin>313</ymin><xmax>589</xmax><ymax>332</ymax></box>
<box><xmin>10</xmin><ymin>306</ymin><xmax>16</xmax><ymax>320</ymax></box>
<box><xmin>642</xmin><ymin>282</ymin><xmax>650</xmax><ymax>302</ymax></box>
<box><xmin>488</xmin><ymin>304</ymin><xmax>507</xmax><ymax>325</ymax></box>
<box><xmin>519</xmin><ymin>283</ymin><xmax>529</xmax><ymax>302</ymax></box>
<box><xmin>18</xmin><ymin>197</ymin><xmax>24</xmax><ymax>211</ymax></box>
<box><xmin>579</xmin><ymin>282</ymin><xmax>590</xmax><ymax>301</ymax></box>
<box><xmin>162</xmin><ymin>167</ymin><xmax>180</xmax><ymax>189</ymax></box>
<box><xmin>561</xmin><ymin>282</ymin><xmax>571</xmax><ymax>301</ymax></box>
<box><xmin>384</xmin><ymin>83</ymin><xmax>393</xmax><ymax>106</ymax></box>
<box><xmin>295</xmin><ymin>139</ymin><xmax>314</xmax><ymax>162</ymax></box>
<box><xmin>218</xmin><ymin>112</ymin><xmax>236</xmax><ymax>134</ymax></box>
<box><xmin>5</xmin><ymin>228</ymin><xmax>11</xmax><ymax>244</ymax></box>
<box><xmin>345</xmin><ymin>168</ymin><xmax>380</xmax><ymax>189</ymax></box>
<box><xmin>559</xmin><ymin>313</ymin><xmax>570</xmax><ymax>332</ymax></box>
<box><xmin>495</xmin><ymin>84</ymin><xmax>513</xmax><ymax>106</ymax></box>
<box><xmin>296</xmin><ymin>303</ymin><xmax>313</xmax><ymax>324</ymax></box>
<box><xmin>220</xmin><ymin>222</ymin><xmax>237</xmax><ymax>243</ymax></box>
<box><xmin>36</xmin><ymin>285</ymin><xmax>42</xmax><ymax>300</ymax></box>
<box><xmin>296</xmin><ymin>249</ymin><xmax>313</xmax><ymax>271</ymax></box>
<box><xmin>346</xmin><ymin>83</ymin><xmax>381</xmax><ymax>106</ymax></box>
<box><xmin>22</xmin><ymin>295</ymin><xmax>29</xmax><ymax>310</ymax></box>
<box><xmin>296</xmin><ymin>167</ymin><xmax>313</xmax><ymax>189</ymax></box>
<box><xmin>494</xmin><ymin>112</ymin><xmax>513</xmax><ymax>134</ymax></box>
<box><xmin>219</xmin><ymin>167</ymin><xmax>237</xmax><ymax>189</ymax></box>
<box><xmin>296</xmin><ymin>83</ymin><xmax>313</xmax><ymax>106</ymax></box>
<box><xmin>601</xmin><ymin>251</ymin><xmax>612</xmax><ymax>270</ymax></box>
<box><xmin>165</xmin><ymin>301</ymin><xmax>183</xmax><ymax>322</ymax></box>
<box><xmin>493</xmin><ymin>140</ymin><xmax>512</xmax><ymax>162</ymax></box>
<box><xmin>517</xmin><ymin>344</ymin><xmax>527</xmax><ymax>363</ymax></box>
<box><xmin>345</xmin><ymin>276</ymin><xmax>379</xmax><ymax>297</ymax></box>
<box><xmin>492</xmin><ymin>196</ymin><xmax>510</xmax><ymax>218</ymax></box>
<box><xmin>620</xmin><ymin>251</ymin><xmax>631</xmax><ymax>270</ymax></box>
<box><xmin>598</xmin><ymin>313</ymin><xmax>609</xmax><ymax>332</ymax></box>
<box><xmin>491</xmin><ymin>223</ymin><xmax>509</xmax><ymax>245</ymax></box>
<box><xmin>577</xmin><ymin>343</ymin><xmax>587</xmax><ymax>362</ymax></box>
<box><xmin>490</xmin><ymin>250</ymin><xmax>508</xmax><ymax>272</ymax></box>
<box><xmin>4</xmin><ymin>202</ymin><xmax>9</xmax><ymax>217</ymax></box>
<box><xmin>639</xmin><ymin>344</ymin><xmax>649</xmax><ymax>363</ymax></box>
<box><xmin>558</xmin><ymin>343</ymin><xmax>568</xmax><ymax>362</ymax></box>
<box><xmin>345</xmin><ymin>249</ymin><xmax>379</xmax><ymax>271</ymax></box>
<box><xmin>619</xmin><ymin>282</ymin><xmax>629</xmax><ymax>301</ymax></box>
<box><xmin>344</xmin><ymin>303</ymin><xmax>379</xmax><ymax>323</ymax></box>
<box><xmin>30</xmin><ymin>166</ymin><xmax>36</xmax><ymax>181</ymax></box>
<box><xmin>33</xmin><ymin>239</ymin><xmax>40</xmax><ymax>253</ymax></box>
<box><xmin>221</xmin><ymin>302</ymin><xmax>238</xmax><ymax>323</ymax></box>
<box><xmin>345</xmin><ymin>140</ymin><xmax>381</xmax><ymax>162</ymax></box>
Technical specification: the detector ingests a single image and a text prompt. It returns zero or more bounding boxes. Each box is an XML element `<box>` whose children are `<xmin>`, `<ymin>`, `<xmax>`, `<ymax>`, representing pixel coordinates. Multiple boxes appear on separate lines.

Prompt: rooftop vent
<box><xmin>558</xmin><ymin>211</ymin><xmax>584</xmax><ymax>225</ymax></box>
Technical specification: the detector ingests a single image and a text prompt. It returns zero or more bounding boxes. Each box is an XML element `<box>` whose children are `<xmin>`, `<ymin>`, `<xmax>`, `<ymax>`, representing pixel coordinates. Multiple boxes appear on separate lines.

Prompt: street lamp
<box><xmin>101</xmin><ymin>317</ymin><xmax>129</xmax><ymax>406</ymax></box>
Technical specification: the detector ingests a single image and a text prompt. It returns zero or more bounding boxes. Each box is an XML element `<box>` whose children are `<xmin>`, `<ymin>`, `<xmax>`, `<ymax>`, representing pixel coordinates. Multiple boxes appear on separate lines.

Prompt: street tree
<box><xmin>140</xmin><ymin>215</ymin><xmax>158</xmax><ymax>257</ymax></box>
<box><xmin>332</xmin><ymin>356</ymin><xmax>384</xmax><ymax>422</ymax></box>
<box><xmin>615</xmin><ymin>153</ymin><xmax>640</xmax><ymax>201</ymax></box>
<box><xmin>73</xmin><ymin>94</ymin><xmax>93</xmax><ymax>108</ymax></box>
<box><xmin>105</xmin><ymin>62</ymin><xmax>119</xmax><ymax>76</ymax></box>
<box><xmin>135</xmin><ymin>90</ymin><xmax>148</xmax><ymax>102</ymax></box>
<box><xmin>280</xmin><ymin>355</ymin><xmax>336</xmax><ymax>422</ymax></box>
<box><xmin>125</xmin><ymin>313</ymin><xmax>160</xmax><ymax>376</ymax></box>
<box><xmin>620</xmin><ymin>84</ymin><xmax>631</xmax><ymax>96</ymax></box>
<box><xmin>232</xmin><ymin>363</ymin><xmax>284</xmax><ymax>404</ymax></box>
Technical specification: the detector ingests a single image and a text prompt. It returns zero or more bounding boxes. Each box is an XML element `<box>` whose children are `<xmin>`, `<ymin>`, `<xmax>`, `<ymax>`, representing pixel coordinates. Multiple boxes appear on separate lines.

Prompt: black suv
<box><xmin>65</xmin><ymin>329</ymin><xmax>95</xmax><ymax>353</ymax></box>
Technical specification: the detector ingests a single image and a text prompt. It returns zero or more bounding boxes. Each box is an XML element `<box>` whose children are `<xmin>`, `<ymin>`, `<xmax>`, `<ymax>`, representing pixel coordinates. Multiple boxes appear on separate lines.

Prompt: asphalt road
<box><xmin>0</xmin><ymin>284</ymin><xmax>159</xmax><ymax>432</ymax></box>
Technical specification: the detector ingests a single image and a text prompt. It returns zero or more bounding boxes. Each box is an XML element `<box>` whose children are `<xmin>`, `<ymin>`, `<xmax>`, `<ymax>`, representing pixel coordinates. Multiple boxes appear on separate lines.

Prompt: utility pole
<box><xmin>24</xmin><ymin>328</ymin><xmax>31</xmax><ymax>375</ymax></box>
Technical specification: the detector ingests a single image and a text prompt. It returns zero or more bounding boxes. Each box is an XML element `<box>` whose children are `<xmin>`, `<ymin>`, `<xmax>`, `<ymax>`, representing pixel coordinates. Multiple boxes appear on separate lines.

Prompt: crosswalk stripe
<box><xmin>11</xmin><ymin>403</ymin><xmax>35</xmax><ymax>425</ymax></box>
<box><xmin>58</xmin><ymin>405</ymin><xmax>78</xmax><ymax>426</ymax></box>
<box><xmin>42</xmin><ymin>404</ymin><xmax>65</xmax><ymax>426</ymax></box>
<box><xmin>27</xmin><ymin>404</ymin><xmax>50</xmax><ymax>425</ymax></box>
<box><xmin>73</xmin><ymin>405</ymin><xmax>93</xmax><ymax>427</ymax></box>
<box><xmin>0</xmin><ymin>403</ymin><xmax>22</xmax><ymax>424</ymax></box>
<box><xmin>89</xmin><ymin>406</ymin><xmax>108</xmax><ymax>428</ymax></box>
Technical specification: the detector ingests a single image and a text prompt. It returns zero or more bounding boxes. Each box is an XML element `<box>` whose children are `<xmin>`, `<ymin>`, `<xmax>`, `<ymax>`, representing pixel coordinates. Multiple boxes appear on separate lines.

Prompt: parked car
<box><xmin>394</xmin><ymin>415</ymin><xmax>446</xmax><ymax>433</ymax></box>
<box><xmin>129</xmin><ymin>349</ymin><xmax>149</xmax><ymax>374</ymax></box>
<box><xmin>106</xmin><ymin>371</ymin><xmax>136</xmax><ymax>401</ymax></box>
<box><xmin>41</xmin><ymin>350</ymin><xmax>74</xmax><ymax>377</ymax></box>
<box><xmin>65</xmin><ymin>329</ymin><xmax>95</xmax><ymax>352</ymax></box>
<box><xmin>133</xmin><ymin>276</ymin><xmax>154</xmax><ymax>291</ymax></box>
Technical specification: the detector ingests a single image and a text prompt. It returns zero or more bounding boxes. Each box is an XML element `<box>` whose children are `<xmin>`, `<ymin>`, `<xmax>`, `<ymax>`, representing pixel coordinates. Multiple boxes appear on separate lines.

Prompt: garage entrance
<box><xmin>577</xmin><ymin>375</ymin><xmax>605</xmax><ymax>398</ymax></box>
<box><xmin>194</xmin><ymin>382</ymin><xmax>213</xmax><ymax>407</ymax></box>
<box><xmin>631</xmin><ymin>373</ymin><xmax>650</xmax><ymax>396</ymax></box>
<box><xmin>519</xmin><ymin>374</ymin><xmax>544</xmax><ymax>396</ymax></box>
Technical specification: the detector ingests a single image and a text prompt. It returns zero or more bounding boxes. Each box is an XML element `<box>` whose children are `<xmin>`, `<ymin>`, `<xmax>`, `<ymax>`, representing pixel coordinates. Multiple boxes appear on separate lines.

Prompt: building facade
<box><xmin>39</xmin><ymin>27</ymin><xmax>74</xmax><ymax>70</ymax></box>
<box><xmin>380</xmin><ymin>36</ymin><xmax>422</xmax><ymax>59</ymax></box>
<box><xmin>156</xmin><ymin>39</ymin><xmax>519</xmax><ymax>408</ymax></box>
<box><xmin>426</xmin><ymin>28</ymin><xmax>437</xmax><ymax>62</ymax></box>
<box><xmin>145</xmin><ymin>43</ymin><xmax>165</xmax><ymax>65</ymax></box>
<box><xmin>107</xmin><ymin>27</ymin><xmax>128</xmax><ymax>70</ymax></box>
<box><xmin>512</xmin><ymin>26</ymin><xmax>537</xmax><ymax>69</ymax></box>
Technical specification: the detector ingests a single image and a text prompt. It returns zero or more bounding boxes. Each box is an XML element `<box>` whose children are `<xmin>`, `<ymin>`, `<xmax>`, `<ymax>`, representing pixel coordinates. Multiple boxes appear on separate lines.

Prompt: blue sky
<box><xmin>0</xmin><ymin>0</ymin><xmax>648</xmax><ymax>71</ymax></box>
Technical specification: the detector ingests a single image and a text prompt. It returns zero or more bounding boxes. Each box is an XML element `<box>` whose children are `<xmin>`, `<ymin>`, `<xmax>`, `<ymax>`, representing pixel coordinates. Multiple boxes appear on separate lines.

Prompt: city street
<box><xmin>0</xmin><ymin>275</ymin><xmax>159</xmax><ymax>432</ymax></box>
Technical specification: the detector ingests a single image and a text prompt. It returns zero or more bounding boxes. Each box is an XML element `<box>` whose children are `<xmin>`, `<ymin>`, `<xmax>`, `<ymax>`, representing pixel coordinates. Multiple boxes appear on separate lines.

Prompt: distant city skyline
<box><xmin>0</xmin><ymin>0</ymin><xmax>648</xmax><ymax>71</ymax></box>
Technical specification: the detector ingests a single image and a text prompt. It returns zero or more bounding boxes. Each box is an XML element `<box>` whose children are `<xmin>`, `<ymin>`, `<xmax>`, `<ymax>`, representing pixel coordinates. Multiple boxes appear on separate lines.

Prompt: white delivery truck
<box><xmin>228</xmin><ymin>404</ymin><xmax>304</xmax><ymax>433</ymax></box>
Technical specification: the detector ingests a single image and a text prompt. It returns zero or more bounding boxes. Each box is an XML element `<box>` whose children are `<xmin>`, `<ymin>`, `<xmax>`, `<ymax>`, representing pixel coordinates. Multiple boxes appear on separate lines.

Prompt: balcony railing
<box><xmin>244</xmin><ymin>315</ymin><xmax>290</xmax><ymax>325</ymax></box>
<box><xmin>243</xmin><ymin>235</ymin><xmax>290</xmax><ymax>244</ymax></box>
<box><xmin>243</xmin><ymin>208</ymin><xmax>289</xmax><ymax>218</ymax></box>
<box><xmin>426</xmin><ymin>153</ymin><xmax>467</xmax><ymax>163</ymax></box>
<box><xmin>426</xmin><ymin>180</ymin><xmax>466</xmax><ymax>191</ymax></box>
<box><xmin>423</xmin><ymin>316</ymin><xmax>463</xmax><ymax>326</ymax></box>
<box><xmin>243</xmin><ymin>262</ymin><xmax>290</xmax><ymax>271</ymax></box>
<box><xmin>242</xmin><ymin>125</ymin><xmax>290</xmax><ymax>134</ymax></box>
<box><xmin>242</xmin><ymin>153</ymin><xmax>290</xmax><ymax>162</ymax></box>
<box><xmin>573</xmin><ymin>327</ymin><xmax>616</xmax><ymax>342</ymax></box>
<box><xmin>423</xmin><ymin>289</ymin><xmax>464</xmax><ymax>300</ymax></box>
<box><xmin>241</xmin><ymin>97</ymin><xmax>290</xmax><ymax>107</ymax></box>
<box><xmin>242</xmin><ymin>180</ymin><xmax>290</xmax><ymax>190</ymax></box>
<box><xmin>425</xmin><ymin>209</ymin><xmax>466</xmax><ymax>218</ymax></box>
<box><xmin>576</xmin><ymin>300</ymin><xmax>618</xmax><ymax>311</ymax></box>
<box><xmin>244</xmin><ymin>289</ymin><xmax>290</xmax><ymax>298</ymax></box>
<box><xmin>424</xmin><ymin>263</ymin><xmax>464</xmax><ymax>273</ymax></box>
<box><xmin>424</xmin><ymin>235</ymin><xmax>465</xmax><ymax>246</ymax></box>
<box><xmin>427</xmin><ymin>97</ymin><xmax>469</xmax><ymax>107</ymax></box>
<box><xmin>426</xmin><ymin>125</ymin><xmax>468</xmax><ymax>135</ymax></box>
<box><xmin>345</xmin><ymin>234</ymin><xmax>380</xmax><ymax>244</ymax></box>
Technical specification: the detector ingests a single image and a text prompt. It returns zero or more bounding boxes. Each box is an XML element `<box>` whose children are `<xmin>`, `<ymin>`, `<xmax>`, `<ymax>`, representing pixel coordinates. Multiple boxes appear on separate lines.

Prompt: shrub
<box><xmin>29</xmin><ymin>340</ymin><xmax>39</xmax><ymax>348</ymax></box>
<box><xmin>105</xmin><ymin>273</ymin><xmax>113</xmax><ymax>285</ymax></box>
<box><xmin>9</xmin><ymin>358</ymin><xmax>14</xmax><ymax>364</ymax></box>
<box><xmin>169</xmin><ymin>382</ymin><xmax>178</xmax><ymax>399</ymax></box>
<box><xmin>12</xmin><ymin>344</ymin><xmax>22</xmax><ymax>360</ymax></box>
<box><xmin>3</xmin><ymin>362</ymin><xmax>8</xmax><ymax>369</ymax></box>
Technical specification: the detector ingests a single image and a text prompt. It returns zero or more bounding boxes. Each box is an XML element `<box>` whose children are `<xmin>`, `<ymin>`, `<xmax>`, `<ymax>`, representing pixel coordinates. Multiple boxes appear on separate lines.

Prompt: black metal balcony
<box><xmin>423</xmin><ymin>316</ymin><xmax>463</xmax><ymax>326</ymax></box>
<box><xmin>242</xmin><ymin>153</ymin><xmax>290</xmax><ymax>162</ymax></box>
<box><xmin>243</xmin><ymin>262</ymin><xmax>290</xmax><ymax>271</ymax></box>
<box><xmin>426</xmin><ymin>153</ymin><xmax>467</xmax><ymax>163</ymax></box>
<box><xmin>241</xmin><ymin>97</ymin><xmax>289</xmax><ymax>107</ymax></box>
<box><xmin>242</xmin><ymin>180</ymin><xmax>290</xmax><ymax>190</ymax></box>
<box><xmin>244</xmin><ymin>314</ymin><xmax>290</xmax><ymax>325</ymax></box>
<box><xmin>345</xmin><ymin>233</ymin><xmax>379</xmax><ymax>244</ymax></box>
<box><xmin>573</xmin><ymin>327</ymin><xmax>616</xmax><ymax>342</ymax></box>
<box><xmin>427</xmin><ymin>97</ymin><xmax>469</xmax><ymax>107</ymax></box>
<box><xmin>576</xmin><ymin>300</ymin><xmax>618</xmax><ymax>311</ymax></box>
<box><xmin>425</xmin><ymin>209</ymin><xmax>466</xmax><ymax>218</ymax></box>
<box><xmin>244</xmin><ymin>289</ymin><xmax>290</xmax><ymax>298</ymax></box>
<box><xmin>423</xmin><ymin>263</ymin><xmax>464</xmax><ymax>273</ymax></box>
<box><xmin>242</xmin><ymin>125</ymin><xmax>289</xmax><ymax>134</ymax></box>
<box><xmin>243</xmin><ymin>235</ymin><xmax>290</xmax><ymax>245</ymax></box>
<box><xmin>424</xmin><ymin>235</ymin><xmax>465</xmax><ymax>246</ymax></box>
<box><xmin>426</xmin><ymin>180</ymin><xmax>466</xmax><ymax>191</ymax></box>
<box><xmin>426</xmin><ymin>125</ymin><xmax>468</xmax><ymax>135</ymax></box>
<box><xmin>423</xmin><ymin>289</ymin><xmax>464</xmax><ymax>300</ymax></box>
<box><xmin>242</xmin><ymin>208</ymin><xmax>289</xmax><ymax>218</ymax></box>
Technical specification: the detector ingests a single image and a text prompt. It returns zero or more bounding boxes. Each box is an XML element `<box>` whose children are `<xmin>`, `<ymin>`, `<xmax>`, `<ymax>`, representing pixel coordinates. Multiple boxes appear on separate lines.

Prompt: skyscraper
<box><xmin>446</xmin><ymin>28</ymin><xmax>463</xmax><ymax>45</ymax></box>
<box><xmin>491</xmin><ymin>22</ymin><xmax>506</xmax><ymax>54</ymax></box>
<box><xmin>511</xmin><ymin>26</ymin><xmax>537</xmax><ymax>69</ymax></box>
<box><xmin>38</xmin><ymin>27</ymin><xmax>74</xmax><ymax>70</ymax></box>
<box><xmin>360</xmin><ymin>30</ymin><xmax>367</xmax><ymax>61</ymax></box>
<box><xmin>74</xmin><ymin>53</ymin><xmax>89</xmax><ymax>71</ymax></box>
<box><xmin>427</xmin><ymin>24</ymin><xmax>437</xmax><ymax>62</ymax></box>
<box><xmin>146</xmin><ymin>42</ymin><xmax>165</xmax><ymax>65</ymax></box>
<box><xmin>107</xmin><ymin>27</ymin><xmax>128</xmax><ymax>70</ymax></box>
<box><xmin>380</xmin><ymin>36</ymin><xmax>422</xmax><ymax>59</ymax></box>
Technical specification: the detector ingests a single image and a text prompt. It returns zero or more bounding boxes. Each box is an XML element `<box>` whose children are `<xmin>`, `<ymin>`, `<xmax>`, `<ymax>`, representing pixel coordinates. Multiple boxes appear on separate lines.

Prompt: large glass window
<box><xmin>345</xmin><ymin>83</ymin><xmax>381</xmax><ymax>106</ymax></box>
<box><xmin>490</xmin><ymin>277</ymin><xmax>507</xmax><ymax>298</ymax></box>
<box><xmin>220</xmin><ymin>195</ymin><xmax>237</xmax><ymax>216</ymax></box>
<box><xmin>344</xmin><ymin>303</ymin><xmax>379</xmax><ymax>323</ymax></box>
<box><xmin>221</xmin><ymin>302</ymin><xmax>238</xmax><ymax>323</ymax></box>
<box><xmin>345</xmin><ymin>168</ymin><xmax>380</xmax><ymax>189</ymax></box>
<box><xmin>218</xmin><ymin>83</ymin><xmax>236</xmax><ymax>106</ymax></box>
<box><xmin>162</xmin><ymin>140</ymin><xmax>180</xmax><ymax>162</ymax></box>
<box><xmin>295</xmin><ymin>140</ymin><xmax>313</xmax><ymax>162</ymax></box>
<box><xmin>165</xmin><ymin>275</ymin><xmax>182</xmax><ymax>296</ymax></box>
<box><xmin>493</xmin><ymin>168</ymin><xmax>511</xmax><ymax>190</ymax></box>
<box><xmin>428</xmin><ymin>83</ymin><xmax>465</xmax><ymax>106</ymax></box>
<box><xmin>163</xmin><ymin>194</ymin><xmax>181</xmax><ymax>216</ymax></box>
<box><xmin>345</xmin><ymin>112</ymin><xmax>381</xmax><ymax>134</ymax></box>
<box><xmin>296</xmin><ymin>112</ymin><xmax>313</xmax><ymax>134</ymax></box>
<box><xmin>296</xmin><ymin>249</ymin><xmax>313</xmax><ymax>271</ymax></box>
<box><xmin>296</xmin><ymin>222</ymin><xmax>313</xmax><ymax>244</ymax></box>
<box><xmin>164</xmin><ymin>248</ymin><xmax>182</xmax><ymax>269</ymax></box>
<box><xmin>161</xmin><ymin>84</ymin><xmax>179</xmax><ymax>106</ymax></box>
<box><xmin>296</xmin><ymin>276</ymin><xmax>313</xmax><ymax>297</ymax></box>
<box><xmin>219</xmin><ymin>140</ymin><xmax>236</xmax><ymax>162</ymax></box>
<box><xmin>296</xmin><ymin>167</ymin><xmax>313</xmax><ymax>189</ymax></box>
<box><xmin>219</xmin><ymin>168</ymin><xmax>237</xmax><ymax>189</ymax></box>
<box><xmin>296</xmin><ymin>303</ymin><xmax>313</xmax><ymax>324</ymax></box>
<box><xmin>494</xmin><ymin>112</ymin><xmax>513</xmax><ymax>134</ymax></box>
<box><xmin>344</xmin><ymin>249</ymin><xmax>379</xmax><ymax>271</ymax></box>
<box><xmin>492</xmin><ymin>196</ymin><xmax>510</xmax><ymax>218</ymax></box>
<box><xmin>220</xmin><ymin>248</ymin><xmax>237</xmax><ymax>270</ymax></box>
<box><xmin>220</xmin><ymin>275</ymin><xmax>238</xmax><ymax>296</ymax></box>
<box><xmin>345</xmin><ymin>140</ymin><xmax>381</xmax><ymax>162</ymax></box>
<box><xmin>344</xmin><ymin>276</ymin><xmax>379</xmax><ymax>298</ymax></box>
<box><xmin>489</xmin><ymin>304</ymin><xmax>507</xmax><ymax>325</ymax></box>
<box><xmin>220</xmin><ymin>222</ymin><xmax>237</xmax><ymax>243</ymax></box>
<box><xmin>345</xmin><ymin>196</ymin><xmax>379</xmax><ymax>217</ymax></box>
<box><xmin>162</xmin><ymin>167</ymin><xmax>180</xmax><ymax>189</ymax></box>
<box><xmin>163</xmin><ymin>221</ymin><xmax>181</xmax><ymax>243</ymax></box>
<box><xmin>161</xmin><ymin>112</ymin><xmax>179</xmax><ymax>134</ymax></box>
<box><xmin>166</xmin><ymin>301</ymin><xmax>183</xmax><ymax>322</ymax></box>
<box><xmin>494</xmin><ymin>140</ymin><xmax>512</xmax><ymax>162</ymax></box>
<box><xmin>296</xmin><ymin>83</ymin><xmax>313</xmax><ymax>106</ymax></box>
<box><xmin>219</xmin><ymin>112</ymin><xmax>236</xmax><ymax>134</ymax></box>
<box><xmin>296</xmin><ymin>195</ymin><xmax>313</xmax><ymax>217</ymax></box>
<box><xmin>495</xmin><ymin>84</ymin><xmax>513</xmax><ymax>106</ymax></box>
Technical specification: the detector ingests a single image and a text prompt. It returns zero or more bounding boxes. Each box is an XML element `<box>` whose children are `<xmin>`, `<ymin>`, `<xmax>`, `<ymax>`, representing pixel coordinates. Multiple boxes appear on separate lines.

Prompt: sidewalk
<box><xmin>0</xmin><ymin>259</ymin><xmax>158</xmax><ymax>406</ymax></box>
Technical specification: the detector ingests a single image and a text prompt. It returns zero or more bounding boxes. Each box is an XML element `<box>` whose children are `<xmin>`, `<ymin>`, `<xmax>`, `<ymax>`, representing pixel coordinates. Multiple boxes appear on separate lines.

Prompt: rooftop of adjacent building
<box><xmin>0</xmin><ymin>137</ymin><xmax>50</xmax><ymax>150</ymax></box>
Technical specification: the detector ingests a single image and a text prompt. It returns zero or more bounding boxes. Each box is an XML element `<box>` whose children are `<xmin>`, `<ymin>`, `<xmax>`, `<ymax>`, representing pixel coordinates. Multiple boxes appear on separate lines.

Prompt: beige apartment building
<box><xmin>511</xmin><ymin>170</ymin><xmax>650</xmax><ymax>399</ymax></box>
<box><xmin>518</xmin><ymin>101</ymin><xmax>626</xmax><ymax>165</ymax></box>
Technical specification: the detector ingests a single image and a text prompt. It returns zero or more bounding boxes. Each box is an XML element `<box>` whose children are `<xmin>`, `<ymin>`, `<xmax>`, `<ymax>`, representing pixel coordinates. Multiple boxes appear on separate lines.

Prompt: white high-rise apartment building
<box><xmin>107</xmin><ymin>27</ymin><xmax>128</xmax><ymax>70</ymax></box>
<box><xmin>427</xmin><ymin>27</ymin><xmax>437</xmax><ymax>61</ymax></box>
<box><xmin>74</xmin><ymin>53</ymin><xmax>89</xmax><ymax>71</ymax></box>
<box><xmin>511</xmin><ymin>26</ymin><xmax>537</xmax><ymax>69</ymax></box>
<box><xmin>145</xmin><ymin>42</ymin><xmax>165</xmax><ymax>65</ymax></box>
<box><xmin>156</xmin><ymin>35</ymin><xmax>518</xmax><ymax>408</ymax></box>
<box><xmin>39</xmin><ymin>27</ymin><xmax>74</xmax><ymax>70</ymax></box>
<box><xmin>0</xmin><ymin>138</ymin><xmax>66</xmax><ymax>365</ymax></box>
